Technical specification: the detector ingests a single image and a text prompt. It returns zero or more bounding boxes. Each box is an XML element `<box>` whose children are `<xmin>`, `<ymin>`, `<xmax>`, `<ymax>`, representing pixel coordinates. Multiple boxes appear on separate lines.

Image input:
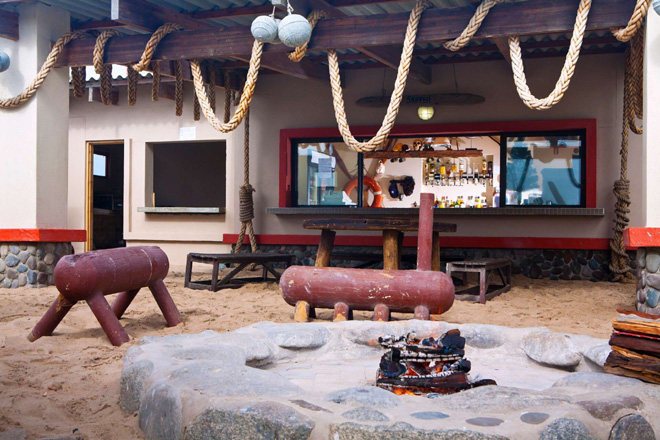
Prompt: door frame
<box><xmin>85</xmin><ymin>140</ymin><xmax>125</xmax><ymax>252</ymax></box>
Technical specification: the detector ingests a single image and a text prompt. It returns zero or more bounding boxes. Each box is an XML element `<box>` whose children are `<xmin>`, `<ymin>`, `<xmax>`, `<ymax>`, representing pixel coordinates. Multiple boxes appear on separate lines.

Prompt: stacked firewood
<box><xmin>604</xmin><ymin>310</ymin><xmax>660</xmax><ymax>385</ymax></box>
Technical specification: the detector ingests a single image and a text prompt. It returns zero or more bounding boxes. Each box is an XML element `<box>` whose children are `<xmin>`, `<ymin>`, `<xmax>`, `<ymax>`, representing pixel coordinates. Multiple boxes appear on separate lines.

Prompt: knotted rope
<box><xmin>190</xmin><ymin>40</ymin><xmax>263</xmax><ymax>133</ymax></box>
<box><xmin>0</xmin><ymin>30</ymin><xmax>87</xmax><ymax>109</ymax></box>
<box><xmin>612</xmin><ymin>0</ymin><xmax>651</xmax><ymax>42</ymax></box>
<box><xmin>443</xmin><ymin>0</ymin><xmax>503</xmax><ymax>51</ymax></box>
<box><xmin>234</xmin><ymin>105</ymin><xmax>258</xmax><ymax>256</ymax></box>
<box><xmin>288</xmin><ymin>10</ymin><xmax>327</xmax><ymax>62</ymax></box>
<box><xmin>151</xmin><ymin>61</ymin><xmax>161</xmax><ymax>102</ymax></box>
<box><xmin>71</xmin><ymin>66</ymin><xmax>86</xmax><ymax>98</ymax></box>
<box><xmin>610</xmin><ymin>26</ymin><xmax>644</xmax><ymax>282</ymax></box>
<box><xmin>509</xmin><ymin>0</ymin><xmax>591</xmax><ymax>110</ymax></box>
<box><xmin>327</xmin><ymin>0</ymin><xmax>432</xmax><ymax>151</ymax></box>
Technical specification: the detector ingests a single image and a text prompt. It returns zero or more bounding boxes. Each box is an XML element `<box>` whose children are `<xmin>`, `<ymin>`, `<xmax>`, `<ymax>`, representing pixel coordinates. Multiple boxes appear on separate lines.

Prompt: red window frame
<box><xmin>279</xmin><ymin>119</ymin><xmax>597</xmax><ymax>208</ymax></box>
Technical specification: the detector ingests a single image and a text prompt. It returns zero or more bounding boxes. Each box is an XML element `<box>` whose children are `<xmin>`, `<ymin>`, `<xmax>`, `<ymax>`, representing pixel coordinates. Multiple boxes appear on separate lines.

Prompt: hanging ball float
<box><xmin>278</xmin><ymin>13</ymin><xmax>312</xmax><ymax>47</ymax></box>
<box><xmin>251</xmin><ymin>15</ymin><xmax>279</xmax><ymax>43</ymax></box>
<box><xmin>0</xmin><ymin>51</ymin><xmax>10</xmax><ymax>73</ymax></box>
<box><xmin>654</xmin><ymin>0</ymin><xmax>660</xmax><ymax>15</ymax></box>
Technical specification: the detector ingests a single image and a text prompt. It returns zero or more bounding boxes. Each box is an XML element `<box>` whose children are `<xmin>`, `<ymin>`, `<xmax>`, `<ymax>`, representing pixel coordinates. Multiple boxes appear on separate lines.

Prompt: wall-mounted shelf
<box><xmin>363</xmin><ymin>149</ymin><xmax>483</xmax><ymax>159</ymax></box>
<box><xmin>138</xmin><ymin>207</ymin><xmax>225</xmax><ymax>214</ymax></box>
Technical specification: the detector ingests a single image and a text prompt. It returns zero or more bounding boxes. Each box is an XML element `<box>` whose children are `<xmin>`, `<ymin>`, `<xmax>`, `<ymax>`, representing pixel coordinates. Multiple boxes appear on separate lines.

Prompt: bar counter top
<box><xmin>266</xmin><ymin>207</ymin><xmax>605</xmax><ymax>216</ymax></box>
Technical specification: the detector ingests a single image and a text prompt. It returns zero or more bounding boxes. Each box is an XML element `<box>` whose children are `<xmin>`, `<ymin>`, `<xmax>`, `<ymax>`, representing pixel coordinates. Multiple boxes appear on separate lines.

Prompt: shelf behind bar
<box><xmin>363</xmin><ymin>149</ymin><xmax>484</xmax><ymax>159</ymax></box>
<box><xmin>267</xmin><ymin>207</ymin><xmax>605</xmax><ymax>216</ymax></box>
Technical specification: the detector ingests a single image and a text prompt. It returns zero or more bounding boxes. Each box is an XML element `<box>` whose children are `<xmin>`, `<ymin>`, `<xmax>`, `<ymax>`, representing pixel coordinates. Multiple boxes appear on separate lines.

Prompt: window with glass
<box><xmin>291</xmin><ymin>129</ymin><xmax>587</xmax><ymax>208</ymax></box>
<box><xmin>502</xmin><ymin>132</ymin><xmax>585</xmax><ymax>207</ymax></box>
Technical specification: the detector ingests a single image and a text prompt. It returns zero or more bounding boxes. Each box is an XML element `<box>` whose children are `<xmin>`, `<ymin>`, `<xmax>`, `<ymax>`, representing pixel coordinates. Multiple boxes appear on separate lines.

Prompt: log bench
<box><xmin>446</xmin><ymin>258</ymin><xmax>512</xmax><ymax>304</ymax></box>
<box><xmin>184</xmin><ymin>253</ymin><xmax>294</xmax><ymax>291</ymax></box>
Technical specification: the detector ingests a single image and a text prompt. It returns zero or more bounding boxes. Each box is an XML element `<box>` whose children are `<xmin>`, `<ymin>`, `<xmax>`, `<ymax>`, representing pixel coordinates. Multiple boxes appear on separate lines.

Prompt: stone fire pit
<box><xmin>120</xmin><ymin>321</ymin><xmax>659</xmax><ymax>439</ymax></box>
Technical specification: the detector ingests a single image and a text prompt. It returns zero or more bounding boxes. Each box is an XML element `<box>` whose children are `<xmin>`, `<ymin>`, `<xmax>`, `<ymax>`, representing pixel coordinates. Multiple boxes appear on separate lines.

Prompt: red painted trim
<box><xmin>224</xmin><ymin>234</ymin><xmax>611</xmax><ymax>250</ymax></box>
<box><xmin>279</xmin><ymin>119</ymin><xmax>598</xmax><ymax>208</ymax></box>
<box><xmin>624</xmin><ymin>228</ymin><xmax>660</xmax><ymax>249</ymax></box>
<box><xmin>0</xmin><ymin>229</ymin><xmax>87</xmax><ymax>243</ymax></box>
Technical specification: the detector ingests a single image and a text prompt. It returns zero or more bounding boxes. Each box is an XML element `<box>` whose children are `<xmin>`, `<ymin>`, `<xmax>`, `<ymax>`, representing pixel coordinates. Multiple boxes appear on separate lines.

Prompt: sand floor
<box><xmin>0</xmin><ymin>272</ymin><xmax>635</xmax><ymax>439</ymax></box>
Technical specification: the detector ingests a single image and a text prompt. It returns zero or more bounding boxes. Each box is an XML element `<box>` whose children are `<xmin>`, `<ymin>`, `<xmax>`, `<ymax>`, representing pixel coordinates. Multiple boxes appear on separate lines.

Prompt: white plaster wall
<box><xmin>0</xmin><ymin>4</ymin><xmax>70</xmax><ymax>228</ymax></box>
<box><xmin>68</xmin><ymin>53</ymin><xmax>641</xmax><ymax>264</ymax></box>
<box><xmin>644</xmin><ymin>11</ymin><xmax>660</xmax><ymax>227</ymax></box>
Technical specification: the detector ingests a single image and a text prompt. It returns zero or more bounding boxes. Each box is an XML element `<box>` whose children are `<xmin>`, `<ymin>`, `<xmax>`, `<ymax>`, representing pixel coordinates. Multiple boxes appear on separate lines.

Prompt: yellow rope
<box><xmin>612</xmin><ymin>0</ymin><xmax>651</xmax><ymax>42</ymax></box>
<box><xmin>190</xmin><ymin>40</ymin><xmax>263</xmax><ymax>133</ymax></box>
<box><xmin>288</xmin><ymin>10</ymin><xmax>327</xmax><ymax>62</ymax></box>
<box><xmin>443</xmin><ymin>0</ymin><xmax>502</xmax><ymax>51</ymax></box>
<box><xmin>0</xmin><ymin>31</ymin><xmax>87</xmax><ymax>109</ymax></box>
<box><xmin>327</xmin><ymin>0</ymin><xmax>432</xmax><ymax>151</ymax></box>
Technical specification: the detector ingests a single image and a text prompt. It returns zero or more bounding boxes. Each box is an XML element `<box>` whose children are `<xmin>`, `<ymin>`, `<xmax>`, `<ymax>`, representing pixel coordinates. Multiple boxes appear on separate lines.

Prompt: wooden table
<box><xmin>185</xmin><ymin>253</ymin><xmax>294</xmax><ymax>291</ymax></box>
<box><xmin>446</xmin><ymin>258</ymin><xmax>512</xmax><ymax>304</ymax></box>
<box><xmin>302</xmin><ymin>217</ymin><xmax>457</xmax><ymax>271</ymax></box>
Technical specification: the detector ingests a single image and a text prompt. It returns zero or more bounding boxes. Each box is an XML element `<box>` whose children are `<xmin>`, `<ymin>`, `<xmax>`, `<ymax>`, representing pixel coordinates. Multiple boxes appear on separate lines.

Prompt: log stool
<box><xmin>28</xmin><ymin>246</ymin><xmax>181</xmax><ymax>346</ymax></box>
<box><xmin>446</xmin><ymin>258</ymin><xmax>512</xmax><ymax>304</ymax></box>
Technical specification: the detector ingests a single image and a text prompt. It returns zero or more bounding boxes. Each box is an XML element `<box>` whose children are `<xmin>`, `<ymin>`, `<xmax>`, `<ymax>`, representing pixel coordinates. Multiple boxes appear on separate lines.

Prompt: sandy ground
<box><xmin>0</xmin><ymin>271</ymin><xmax>635</xmax><ymax>439</ymax></box>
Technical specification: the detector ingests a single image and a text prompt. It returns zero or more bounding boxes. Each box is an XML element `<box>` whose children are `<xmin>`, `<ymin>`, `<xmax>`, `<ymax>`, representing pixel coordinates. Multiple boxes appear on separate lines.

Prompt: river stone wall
<box><xmin>0</xmin><ymin>242</ymin><xmax>73</xmax><ymax>288</ymax></box>
<box><xmin>636</xmin><ymin>247</ymin><xmax>660</xmax><ymax>315</ymax></box>
<box><xmin>235</xmin><ymin>245</ymin><xmax>635</xmax><ymax>282</ymax></box>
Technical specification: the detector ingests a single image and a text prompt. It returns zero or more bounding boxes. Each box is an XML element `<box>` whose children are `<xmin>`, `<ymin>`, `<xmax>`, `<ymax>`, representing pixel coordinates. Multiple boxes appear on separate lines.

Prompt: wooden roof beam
<box><xmin>111</xmin><ymin>0</ymin><xmax>214</xmax><ymax>31</ymax></box>
<box><xmin>56</xmin><ymin>0</ymin><xmax>636</xmax><ymax>67</ymax></box>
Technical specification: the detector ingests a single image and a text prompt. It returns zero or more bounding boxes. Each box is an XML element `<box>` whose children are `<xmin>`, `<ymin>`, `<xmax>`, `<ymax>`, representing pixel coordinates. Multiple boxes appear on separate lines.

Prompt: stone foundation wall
<box><xmin>236</xmin><ymin>245</ymin><xmax>635</xmax><ymax>282</ymax></box>
<box><xmin>0</xmin><ymin>242</ymin><xmax>74</xmax><ymax>288</ymax></box>
<box><xmin>635</xmin><ymin>247</ymin><xmax>660</xmax><ymax>314</ymax></box>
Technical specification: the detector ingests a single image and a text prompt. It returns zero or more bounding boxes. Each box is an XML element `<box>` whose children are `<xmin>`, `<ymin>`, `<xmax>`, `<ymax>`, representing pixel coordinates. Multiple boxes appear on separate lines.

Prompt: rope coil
<box><xmin>327</xmin><ymin>0</ymin><xmax>432</xmax><ymax>151</ymax></box>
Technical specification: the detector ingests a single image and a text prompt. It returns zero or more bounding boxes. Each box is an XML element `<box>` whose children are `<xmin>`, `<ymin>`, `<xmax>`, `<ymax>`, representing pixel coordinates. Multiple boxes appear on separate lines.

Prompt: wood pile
<box><xmin>604</xmin><ymin>310</ymin><xmax>660</xmax><ymax>385</ymax></box>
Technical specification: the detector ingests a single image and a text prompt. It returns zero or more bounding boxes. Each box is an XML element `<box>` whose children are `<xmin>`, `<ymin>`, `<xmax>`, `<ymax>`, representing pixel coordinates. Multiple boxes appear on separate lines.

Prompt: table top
<box><xmin>302</xmin><ymin>217</ymin><xmax>457</xmax><ymax>232</ymax></box>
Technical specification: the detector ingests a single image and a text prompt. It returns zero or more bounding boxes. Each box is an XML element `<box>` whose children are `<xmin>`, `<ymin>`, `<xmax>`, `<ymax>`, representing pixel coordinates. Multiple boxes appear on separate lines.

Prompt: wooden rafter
<box><xmin>0</xmin><ymin>8</ymin><xmax>18</xmax><ymax>40</ymax></box>
<box><xmin>111</xmin><ymin>0</ymin><xmax>214</xmax><ymax>31</ymax></box>
<box><xmin>492</xmin><ymin>37</ymin><xmax>511</xmax><ymax>64</ymax></box>
<box><xmin>56</xmin><ymin>0</ymin><xmax>636</xmax><ymax>68</ymax></box>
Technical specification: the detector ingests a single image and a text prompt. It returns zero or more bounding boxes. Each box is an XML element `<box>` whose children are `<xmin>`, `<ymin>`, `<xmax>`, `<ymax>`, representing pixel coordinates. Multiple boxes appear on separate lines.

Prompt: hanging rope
<box><xmin>288</xmin><ymin>10</ymin><xmax>327</xmax><ymax>62</ymax></box>
<box><xmin>206</xmin><ymin>62</ymin><xmax>216</xmax><ymax>112</ymax></box>
<box><xmin>443</xmin><ymin>0</ymin><xmax>502</xmax><ymax>51</ymax></box>
<box><xmin>94</xmin><ymin>30</ymin><xmax>120</xmax><ymax>106</ymax></box>
<box><xmin>509</xmin><ymin>0</ymin><xmax>591</xmax><ymax>110</ymax></box>
<box><xmin>71</xmin><ymin>66</ymin><xmax>86</xmax><ymax>98</ymax></box>
<box><xmin>610</xmin><ymin>26</ymin><xmax>644</xmax><ymax>282</ymax></box>
<box><xmin>327</xmin><ymin>0</ymin><xmax>432</xmax><ymax>151</ymax></box>
<box><xmin>193</xmin><ymin>87</ymin><xmax>201</xmax><ymax>120</ymax></box>
<box><xmin>612</xmin><ymin>0</ymin><xmax>651</xmax><ymax>42</ymax></box>
<box><xmin>224</xmin><ymin>70</ymin><xmax>232</xmax><ymax>123</ymax></box>
<box><xmin>190</xmin><ymin>40</ymin><xmax>263</xmax><ymax>133</ymax></box>
<box><xmin>0</xmin><ymin>31</ymin><xmax>87</xmax><ymax>109</ymax></box>
<box><xmin>127</xmin><ymin>64</ymin><xmax>139</xmax><ymax>106</ymax></box>
<box><xmin>174</xmin><ymin>61</ymin><xmax>184</xmax><ymax>116</ymax></box>
<box><xmin>151</xmin><ymin>61</ymin><xmax>161</xmax><ymax>102</ymax></box>
<box><xmin>131</xmin><ymin>23</ymin><xmax>182</xmax><ymax>72</ymax></box>
<box><xmin>234</xmin><ymin>106</ymin><xmax>258</xmax><ymax>256</ymax></box>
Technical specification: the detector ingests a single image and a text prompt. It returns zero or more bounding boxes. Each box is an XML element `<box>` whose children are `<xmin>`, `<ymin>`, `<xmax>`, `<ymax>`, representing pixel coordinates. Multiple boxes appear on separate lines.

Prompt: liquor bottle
<box><xmin>460</xmin><ymin>196</ymin><xmax>465</xmax><ymax>208</ymax></box>
<box><xmin>439</xmin><ymin>197</ymin><xmax>446</xmax><ymax>208</ymax></box>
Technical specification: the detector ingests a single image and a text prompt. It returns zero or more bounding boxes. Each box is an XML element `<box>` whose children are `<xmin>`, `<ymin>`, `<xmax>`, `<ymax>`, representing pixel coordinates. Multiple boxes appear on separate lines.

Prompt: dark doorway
<box><xmin>87</xmin><ymin>142</ymin><xmax>125</xmax><ymax>250</ymax></box>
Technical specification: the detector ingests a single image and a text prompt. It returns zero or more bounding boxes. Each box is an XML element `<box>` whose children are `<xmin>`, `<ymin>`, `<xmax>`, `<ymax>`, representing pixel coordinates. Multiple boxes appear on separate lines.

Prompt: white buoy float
<box><xmin>278</xmin><ymin>13</ymin><xmax>312</xmax><ymax>48</ymax></box>
<box><xmin>251</xmin><ymin>15</ymin><xmax>279</xmax><ymax>43</ymax></box>
<box><xmin>654</xmin><ymin>0</ymin><xmax>660</xmax><ymax>15</ymax></box>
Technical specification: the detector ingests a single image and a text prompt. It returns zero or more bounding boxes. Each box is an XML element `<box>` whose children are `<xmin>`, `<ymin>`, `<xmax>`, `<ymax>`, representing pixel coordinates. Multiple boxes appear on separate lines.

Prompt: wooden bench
<box><xmin>184</xmin><ymin>253</ymin><xmax>294</xmax><ymax>291</ymax></box>
<box><xmin>446</xmin><ymin>258</ymin><xmax>512</xmax><ymax>304</ymax></box>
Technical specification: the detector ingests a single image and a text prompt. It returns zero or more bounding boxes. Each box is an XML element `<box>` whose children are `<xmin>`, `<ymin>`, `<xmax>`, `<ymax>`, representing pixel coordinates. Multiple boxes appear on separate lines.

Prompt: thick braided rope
<box><xmin>443</xmin><ymin>0</ymin><xmax>502</xmax><ymax>51</ymax></box>
<box><xmin>234</xmin><ymin>106</ymin><xmax>258</xmax><ymax>256</ymax></box>
<box><xmin>93</xmin><ymin>30</ymin><xmax>119</xmax><ymax>74</ymax></box>
<box><xmin>127</xmin><ymin>63</ymin><xmax>138</xmax><ymax>106</ymax></box>
<box><xmin>132</xmin><ymin>23</ymin><xmax>182</xmax><ymax>72</ymax></box>
<box><xmin>509</xmin><ymin>0</ymin><xmax>591</xmax><ymax>110</ymax></box>
<box><xmin>289</xmin><ymin>10</ymin><xmax>327</xmax><ymax>62</ymax></box>
<box><xmin>151</xmin><ymin>61</ymin><xmax>160</xmax><ymax>102</ymax></box>
<box><xmin>609</xmin><ymin>31</ymin><xmax>644</xmax><ymax>282</ymax></box>
<box><xmin>206</xmin><ymin>62</ymin><xmax>216</xmax><ymax>111</ymax></box>
<box><xmin>174</xmin><ymin>60</ymin><xmax>183</xmax><ymax>116</ymax></box>
<box><xmin>190</xmin><ymin>40</ymin><xmax>263</xmax><ymax>133</ymax></box>
<box><xmin>327</xmin><ymin>0</ymin><xmax>432</xmax><ymax>151</ymax></box>
<box><xmin>100</xmin><ymin>64</ymin><xmax>113</xmax><ymax>105</ymax></box>
<box><xmin>71</xmin><ymin>66</ymin><xmax>86</xmax><ymax>99</ymax></box>
<box><xmin>193</xmin><ymin>87</ymin><xmax>201</xmax><ymax>121</ymax></box>
<box><xmin>223</xmin><ymin>70</ymin><xmax>232</xmax><ymax>123</ymax></box>
<box><xmin>1</xmin><ymin>31</ymin><xmax>87</xmax><ymax>109</ymax></box>
<box><xmin>612</xmin><ymin>0</ymin><xmax>651</xmax><ymax>42</ymax></box>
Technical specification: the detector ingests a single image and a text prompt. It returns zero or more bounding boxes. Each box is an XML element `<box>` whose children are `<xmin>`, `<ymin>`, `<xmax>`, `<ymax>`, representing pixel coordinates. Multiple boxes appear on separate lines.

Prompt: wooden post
<box><xmin>383</xmin><ymin>229</ymin><xmax>401</xmax><ymax>270</ymax></box>
<box><xmin>315</xmin><ymin>229</ymin><xmax>336</xmax><ymax>267</ymax></box>
<box><xmin>432</xmin><ymin>232</ymin><xmax>441</xmax><ymax>271</ymax></box>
